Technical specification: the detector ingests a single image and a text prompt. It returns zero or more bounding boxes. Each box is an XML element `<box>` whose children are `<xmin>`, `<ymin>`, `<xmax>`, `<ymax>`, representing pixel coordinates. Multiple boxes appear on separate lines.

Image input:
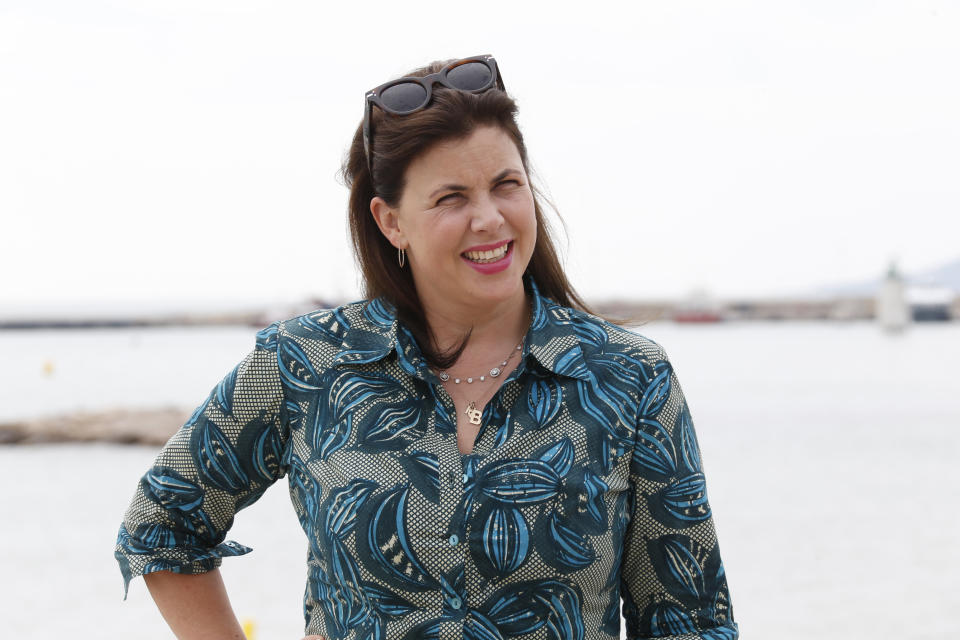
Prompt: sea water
<box><xmin>0</xmin><ymin>321</ymin><xmax>958</xmax><ymax>639</ymax></box>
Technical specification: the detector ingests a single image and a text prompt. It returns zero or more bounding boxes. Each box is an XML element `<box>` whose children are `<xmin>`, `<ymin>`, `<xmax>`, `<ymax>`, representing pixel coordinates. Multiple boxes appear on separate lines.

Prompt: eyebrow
<box><xmin>428</xmin><ymin>169</ymin><xmax>523</xmax><ymax>200</ymax></box>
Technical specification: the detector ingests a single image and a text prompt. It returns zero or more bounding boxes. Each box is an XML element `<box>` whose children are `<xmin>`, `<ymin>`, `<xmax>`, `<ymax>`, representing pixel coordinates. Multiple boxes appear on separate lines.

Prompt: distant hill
<box><xmin>811</xmin><ymin>256</ymin><xmax>960</xmax><ymax>298</ymax></box>
<box><xmin>919</xmin><ymin>257</ymin><xmax>960</xmax><ymax>289</ymax></box>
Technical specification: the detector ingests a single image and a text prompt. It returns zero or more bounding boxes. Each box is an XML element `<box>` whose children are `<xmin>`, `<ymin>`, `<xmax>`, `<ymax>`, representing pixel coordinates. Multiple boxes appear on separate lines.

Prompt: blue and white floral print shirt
<box><xmin>115</xmin><ymin>276</ymin><xmax>738</xmax><ymax>640</ymax></box>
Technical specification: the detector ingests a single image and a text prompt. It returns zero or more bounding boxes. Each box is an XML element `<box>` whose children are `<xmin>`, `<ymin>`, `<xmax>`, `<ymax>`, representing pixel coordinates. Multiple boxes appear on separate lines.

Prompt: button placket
<box><xmin>433</xmin><ymin>396</ymin><xmax>471</xmax><ymax>627</ymax></box>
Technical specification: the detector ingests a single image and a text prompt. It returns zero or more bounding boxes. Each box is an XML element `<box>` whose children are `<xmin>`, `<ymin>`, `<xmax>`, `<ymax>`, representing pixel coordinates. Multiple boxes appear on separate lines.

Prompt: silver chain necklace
<box><xmin>437</xmin><ymin>338</ymin><xmax>524</xmax><ymax>384</ymax></box>
<box><xmin>435</xmin><ymin>337</ymin><xmax>524</xmax><ymax>426</ymax></box>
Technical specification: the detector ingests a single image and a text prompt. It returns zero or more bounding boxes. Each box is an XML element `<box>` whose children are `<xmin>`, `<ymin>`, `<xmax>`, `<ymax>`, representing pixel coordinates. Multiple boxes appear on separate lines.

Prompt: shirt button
<box><xmin>448</xmin><ymin>534</ymin><xmax>459</xmax><ymax>546</ymax></box>
<box><xmin>448</xmin><ymin>596</ymin><xmax>462</xmax><ymax>609</ymax></box>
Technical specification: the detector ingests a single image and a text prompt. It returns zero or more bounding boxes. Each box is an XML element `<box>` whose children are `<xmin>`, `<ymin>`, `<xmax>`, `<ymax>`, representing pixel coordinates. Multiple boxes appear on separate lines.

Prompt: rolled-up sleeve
<box><xmin>620</xmin><ymin>343</ymin><xmax>739</xmax><ymax>639</ymax></box>
<box><xmin>114</xmin><ymin>321</ymin><xmax>289</xmax><ymax>598</ymax></box>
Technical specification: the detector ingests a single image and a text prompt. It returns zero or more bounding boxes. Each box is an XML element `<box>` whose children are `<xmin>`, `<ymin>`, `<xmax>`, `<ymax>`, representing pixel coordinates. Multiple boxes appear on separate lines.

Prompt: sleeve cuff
<box><xmin>625</xmin><ymin>621</ymin><xmax>739</xmax><ymax>640</ymax></box>
<box><xmin>115</xmin><ymin>536</ymin><xmax>253</xmax><ymax>600</ymax></box>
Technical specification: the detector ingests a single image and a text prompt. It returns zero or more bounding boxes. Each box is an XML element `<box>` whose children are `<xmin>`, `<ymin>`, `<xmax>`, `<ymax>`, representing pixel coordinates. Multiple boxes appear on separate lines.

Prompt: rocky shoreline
<box><xmin>0</xmin><ymin>407</ymin><xmax>190</xmax><ymax>446</ymax></box>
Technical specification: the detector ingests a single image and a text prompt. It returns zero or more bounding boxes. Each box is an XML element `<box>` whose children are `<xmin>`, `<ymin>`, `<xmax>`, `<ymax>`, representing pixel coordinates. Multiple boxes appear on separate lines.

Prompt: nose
<box><xmin>470</xmin><ymin>193</ymin><xmax>504</xmax><ymax>233</ymax></box>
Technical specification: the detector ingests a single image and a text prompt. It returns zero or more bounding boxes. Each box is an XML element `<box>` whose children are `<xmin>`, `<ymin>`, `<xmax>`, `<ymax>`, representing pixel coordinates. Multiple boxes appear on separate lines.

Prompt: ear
<box><xmin>370</xmin><ymin>196</ymin><xmax>407</xmax><ymax>250</ymax></box>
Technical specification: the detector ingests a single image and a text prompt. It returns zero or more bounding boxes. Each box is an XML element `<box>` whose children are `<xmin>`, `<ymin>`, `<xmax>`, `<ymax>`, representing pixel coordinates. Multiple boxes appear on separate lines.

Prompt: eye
<box><xmin>437</xmin><ymin>192</ymin><xmax>462</xmax><ymax>205</ymax></box>
<box><xmin>497</xmin><ymin>179</ymin><xmax>520</xmax><ymax>188</ymax></box>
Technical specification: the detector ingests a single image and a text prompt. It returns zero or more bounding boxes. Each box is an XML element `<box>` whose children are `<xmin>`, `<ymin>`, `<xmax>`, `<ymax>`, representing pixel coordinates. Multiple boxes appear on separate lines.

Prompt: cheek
<box><xmin>511</xmin><ymin>199</ymin><xmax>537</xmax><ymax>241</ymax></box>
<box><xmin>412</xmin><ymin>219</ymin><xmax>464</xmax><ymax>262</ymax></box>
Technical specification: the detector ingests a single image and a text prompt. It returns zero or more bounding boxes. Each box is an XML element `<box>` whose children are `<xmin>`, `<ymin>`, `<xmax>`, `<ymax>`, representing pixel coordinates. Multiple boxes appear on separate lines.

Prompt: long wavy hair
<box><xmin>341</xmin><ymin>58</ymin><xmax>596</xmax><ymax>368</ymax></box>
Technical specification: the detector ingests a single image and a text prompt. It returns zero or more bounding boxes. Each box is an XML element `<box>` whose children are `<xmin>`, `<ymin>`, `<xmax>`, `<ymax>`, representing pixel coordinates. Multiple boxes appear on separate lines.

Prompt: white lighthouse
<box><xmin>877</xmin><ymin>261</ymin><xmax>910</xmax><ymax>332</ymax></box>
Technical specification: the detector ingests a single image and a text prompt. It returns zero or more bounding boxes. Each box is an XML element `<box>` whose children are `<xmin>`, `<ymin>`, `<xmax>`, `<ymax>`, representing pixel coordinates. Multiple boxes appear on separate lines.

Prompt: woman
<box><xmin>115</xmin><ymin>54</ymin><xmax>739</xmax><ymax>640</ymax></box>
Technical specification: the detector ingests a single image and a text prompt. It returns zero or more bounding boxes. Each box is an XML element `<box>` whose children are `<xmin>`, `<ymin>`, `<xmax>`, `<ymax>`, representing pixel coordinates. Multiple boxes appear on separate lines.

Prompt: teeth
<box><xmin>464</xmin><ymin>243</ymin><xmax>509</xmax><ymax>262</ymax></box>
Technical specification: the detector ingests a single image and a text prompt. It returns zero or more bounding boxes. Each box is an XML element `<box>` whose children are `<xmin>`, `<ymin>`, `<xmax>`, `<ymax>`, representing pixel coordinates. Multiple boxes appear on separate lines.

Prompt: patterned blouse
<box><xmin>114</xmin><ymin>276</ymin><xmax>739</xmax><ymax>640</ymax></box>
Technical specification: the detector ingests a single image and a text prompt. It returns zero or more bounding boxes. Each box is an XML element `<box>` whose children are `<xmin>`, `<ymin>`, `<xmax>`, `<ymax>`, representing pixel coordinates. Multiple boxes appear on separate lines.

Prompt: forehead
<box><xmin>404</xmin><ymin>126</ymin><xmax>524</xmax><ymax>189</ymax></box>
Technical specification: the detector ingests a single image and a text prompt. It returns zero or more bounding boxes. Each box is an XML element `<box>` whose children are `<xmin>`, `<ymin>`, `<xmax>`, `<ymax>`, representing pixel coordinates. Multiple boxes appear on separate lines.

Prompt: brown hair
<box><xmin>341</xmin><ymin>58</ymin><xmax>597</xmax><ymax>368</ymax></box>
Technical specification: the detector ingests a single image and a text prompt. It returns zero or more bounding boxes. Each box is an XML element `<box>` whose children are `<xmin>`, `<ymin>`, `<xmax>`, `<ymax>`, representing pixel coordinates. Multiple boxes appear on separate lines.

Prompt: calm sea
<box><xmin>0</xmin><ymin>322</ymin><xmax>957</xmax><ymax>639</ymax></box>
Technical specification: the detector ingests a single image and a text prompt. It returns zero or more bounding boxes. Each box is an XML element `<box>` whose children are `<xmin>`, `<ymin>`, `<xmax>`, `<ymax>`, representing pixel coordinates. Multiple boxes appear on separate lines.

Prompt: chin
<box><xmin>464</xmin><ymin>267</ymin><xmax>527</xmax><ymax>300</ymax></box>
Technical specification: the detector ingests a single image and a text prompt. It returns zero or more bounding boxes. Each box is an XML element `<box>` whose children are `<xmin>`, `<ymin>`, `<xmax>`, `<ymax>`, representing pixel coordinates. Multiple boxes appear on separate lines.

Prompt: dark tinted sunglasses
<box><xmin>362</xmin><ymin>54</ymin><xmax>506</xmax><ymax>172</ymax></box>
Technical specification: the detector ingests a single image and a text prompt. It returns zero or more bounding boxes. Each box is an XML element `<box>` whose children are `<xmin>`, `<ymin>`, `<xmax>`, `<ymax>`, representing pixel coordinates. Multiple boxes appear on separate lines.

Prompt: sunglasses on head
<box><xmin>362</xmin><ymin>54</ymin><xmax>506</xmax><ymax>172</ymax></box>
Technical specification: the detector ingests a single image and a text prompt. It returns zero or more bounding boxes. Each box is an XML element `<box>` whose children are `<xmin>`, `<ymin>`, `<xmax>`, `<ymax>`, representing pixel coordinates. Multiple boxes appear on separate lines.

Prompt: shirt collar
<box><xmin>331</xmin><ymin>275</ymin><xmax>591</xmax><ymax>382</ymax></box>
<box><xmin>523</xmin><ymin>276</ymin><xmax>592</xmax><ymax>381</ymax></box>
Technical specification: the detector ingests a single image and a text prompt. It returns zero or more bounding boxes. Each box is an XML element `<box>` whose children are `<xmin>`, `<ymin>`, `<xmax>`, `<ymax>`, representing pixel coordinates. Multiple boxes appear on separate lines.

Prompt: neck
<box><xmin>420</xmin><ymin>283</ymin><xmax>530</xmax><ymax>359</ymax></box>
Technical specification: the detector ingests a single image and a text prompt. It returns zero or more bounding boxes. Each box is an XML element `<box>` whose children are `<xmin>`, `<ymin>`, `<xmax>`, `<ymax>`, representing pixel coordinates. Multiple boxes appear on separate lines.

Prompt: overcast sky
<box><xmin>2</xmin><ymin>0</ymin><xmax>958</xmax><ymax>313</ymax></box>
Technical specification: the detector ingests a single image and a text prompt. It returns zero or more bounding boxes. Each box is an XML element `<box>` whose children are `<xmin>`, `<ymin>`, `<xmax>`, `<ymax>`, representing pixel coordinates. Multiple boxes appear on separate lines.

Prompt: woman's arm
<box><xmin>621</xmin><ymin>342</ymin><xmax>739</xmax><ymax>639</ymax></box>
<box><xmin>144</xmin><ymin>569</ymin><xmax>328</xmax><ymax>640</ymax></box>
<box><xmin>143</xmin><ymin>569</ymin><xmax>246</xmax><ymax>640</ymax></box>
<box><xmin>114</xmin><ymin>322</ymin><xmax>290</xmax><ymax>597</ymax></box>
<box><xmin>114</xmin><ymin>322</ymin><xmax>308</xmax><ymax>635</ymax></box>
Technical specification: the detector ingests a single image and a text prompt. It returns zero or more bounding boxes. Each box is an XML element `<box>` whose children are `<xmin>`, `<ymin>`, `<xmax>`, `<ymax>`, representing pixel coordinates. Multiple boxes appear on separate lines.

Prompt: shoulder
<box><xmin>245</xmin><ymin>299</ymin><xmax>393</xmax><ymax>395</ymax></box>
<box><xmin>259</xmin><ymin>298</ymin><xmax>389</xmax><ymax>361</ymax></box>
<box><xmin>562</xmin><ymin>304</ymin><xmax>668</xmax><ymax>365</ymax></box>
<box><xmin>276</xmin><ymin>299</ymin><xmax>370</xmax><ymax>341</ymax></box>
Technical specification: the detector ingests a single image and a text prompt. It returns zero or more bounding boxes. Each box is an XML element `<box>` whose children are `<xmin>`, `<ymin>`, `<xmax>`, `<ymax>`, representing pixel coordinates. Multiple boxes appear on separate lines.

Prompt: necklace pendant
<box><xmin>439</xmin><ymin>372</ymin><xmax>450</xmax><ymax>382</ymax></box>
<box><xmin>490</xmin><ymin>367</ymin><xmax>501</xmax><ymax>378</ymax></box>
<box><xmin>464</xmin><ymin>401</ymin><xmax>482</xmax><ymax>425</ymax></box>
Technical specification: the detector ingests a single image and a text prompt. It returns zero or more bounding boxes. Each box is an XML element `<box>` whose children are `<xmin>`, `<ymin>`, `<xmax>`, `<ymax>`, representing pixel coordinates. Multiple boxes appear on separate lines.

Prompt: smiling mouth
<box><xmin>462</xmin><ymin>242</ymin><xmax>511</xmax><ymax>264</ymax></box>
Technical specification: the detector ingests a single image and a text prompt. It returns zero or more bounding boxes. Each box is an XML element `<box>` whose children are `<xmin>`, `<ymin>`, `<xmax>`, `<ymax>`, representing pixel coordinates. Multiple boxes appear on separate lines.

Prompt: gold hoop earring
<box><xmin>398</xmin><ymin>248</ymin><xmax>406</xmax><ymax>268</ymax></box>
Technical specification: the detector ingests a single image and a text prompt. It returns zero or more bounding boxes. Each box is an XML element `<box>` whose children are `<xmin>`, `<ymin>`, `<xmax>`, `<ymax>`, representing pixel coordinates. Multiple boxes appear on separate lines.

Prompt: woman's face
<box><xmin>371</xmin><ymin>125</ymin><xmax>537</xmax><ymax>319</ymax></box>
